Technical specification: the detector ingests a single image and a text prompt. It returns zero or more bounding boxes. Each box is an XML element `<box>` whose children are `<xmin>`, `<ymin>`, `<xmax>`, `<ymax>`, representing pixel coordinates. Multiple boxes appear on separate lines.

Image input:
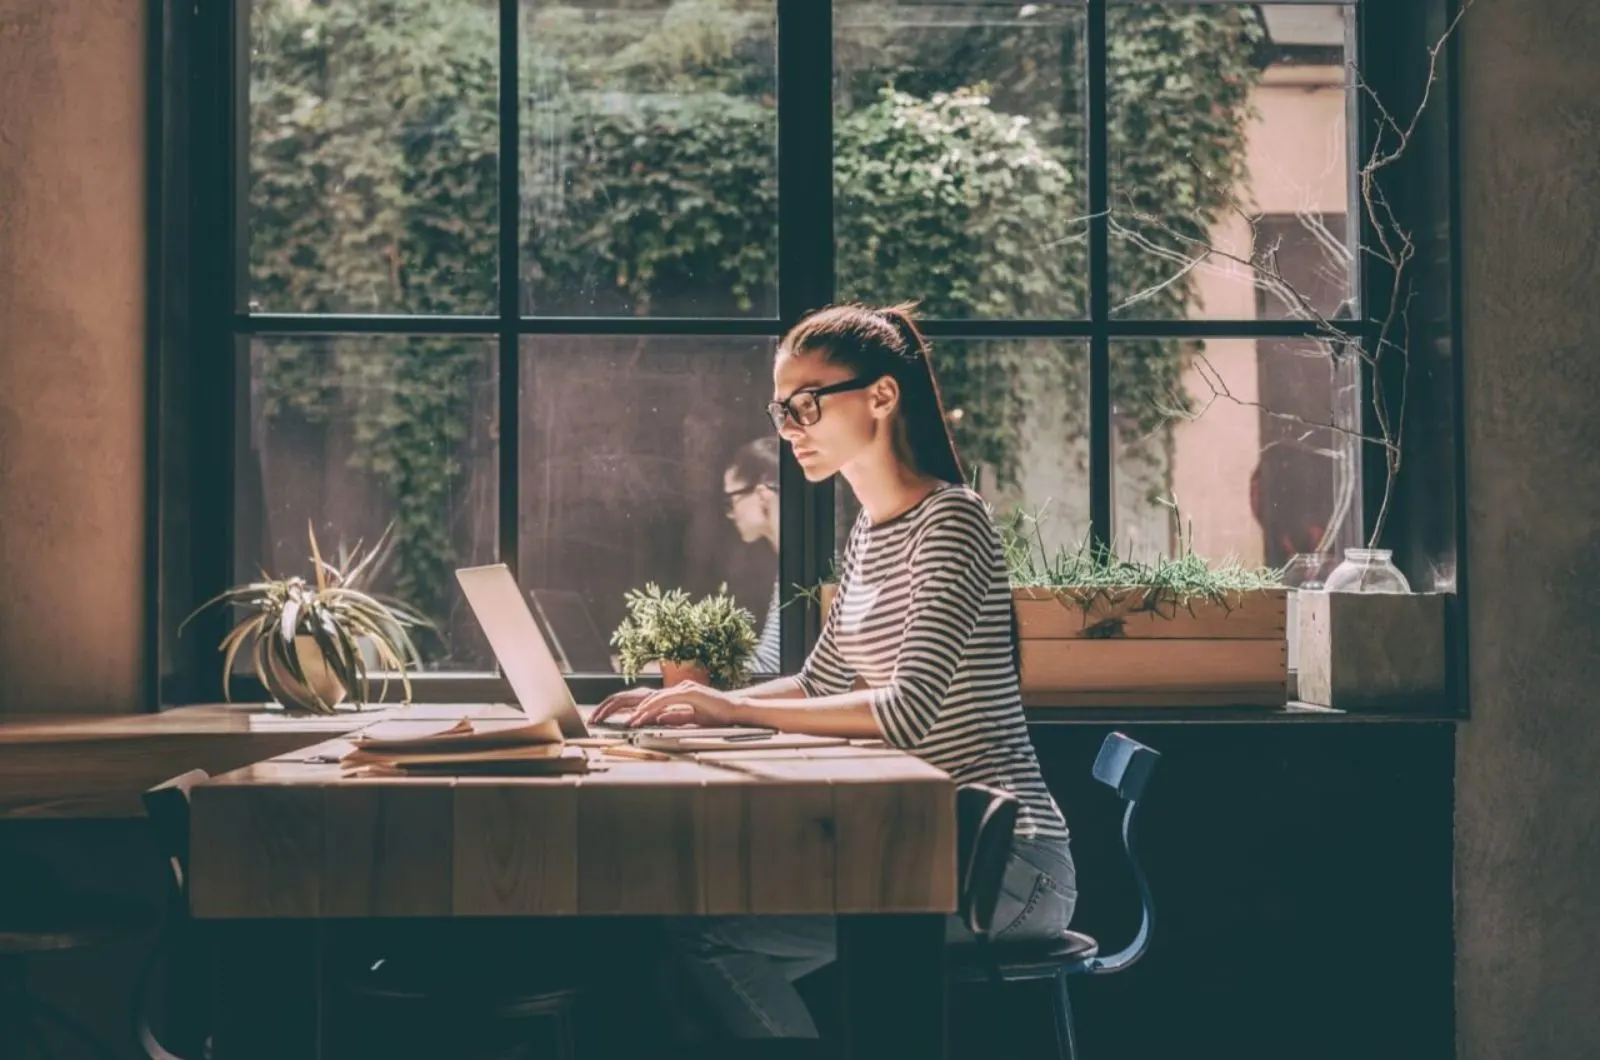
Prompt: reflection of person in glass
<box><xmin>724</xmin><ymin>437</ymin><xmax>782</xmax><ymax>674</ymax></box>
<box><xmin>595</xmin><ymin>303</ymin><xmax>1074</xmax><ymax>1040</ymax></box>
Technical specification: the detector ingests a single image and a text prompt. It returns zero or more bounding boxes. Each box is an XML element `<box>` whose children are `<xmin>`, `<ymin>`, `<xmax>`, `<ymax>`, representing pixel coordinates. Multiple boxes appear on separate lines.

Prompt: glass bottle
<box><xmin>1324</xmin><ymin>548</ymin><xmax>1411</xmax><ymax>594</ymax></box>
<box><xmin>1281</xmin><ymin>553</ymin><xmax>1331</xmax><ymax>674</ymax></box>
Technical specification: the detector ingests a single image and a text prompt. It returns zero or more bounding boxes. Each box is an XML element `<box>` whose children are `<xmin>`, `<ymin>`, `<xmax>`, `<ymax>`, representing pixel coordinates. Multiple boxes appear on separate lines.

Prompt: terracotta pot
<box><xmin>660</xmin><ymin>660</ymin><xmax>712</xmax><ymax>687</ymax></box>
<box><xmin>263</xmin><ymin>634</ymin><xmax>348</xmax><ymax>713</ymax></box>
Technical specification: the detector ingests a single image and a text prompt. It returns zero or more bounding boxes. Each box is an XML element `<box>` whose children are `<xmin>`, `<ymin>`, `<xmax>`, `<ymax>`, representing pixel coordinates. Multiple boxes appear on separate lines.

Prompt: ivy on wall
<box><xmin>248</xmin><ymin>0</ymin><xmax>1263</xmax><ymax>655</ymax></box>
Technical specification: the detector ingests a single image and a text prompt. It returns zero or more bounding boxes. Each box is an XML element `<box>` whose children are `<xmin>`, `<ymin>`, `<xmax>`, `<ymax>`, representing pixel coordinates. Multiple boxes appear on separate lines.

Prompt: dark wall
<box><xmin>1456</xmin><ymin>0</ymin><xmax>1600</xmax><ymax>1057</ymax></box>
<box><xmin>998</xmin><ymin>721</ymin><xmax>1456</xmax><ymax>1060</ymax></box>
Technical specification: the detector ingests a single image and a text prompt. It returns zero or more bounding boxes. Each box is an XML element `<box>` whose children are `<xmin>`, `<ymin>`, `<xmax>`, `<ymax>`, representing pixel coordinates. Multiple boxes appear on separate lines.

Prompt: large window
<box><xmin>156</xmin><ymin>0</ymin><xmax>1462</xmax><ymax>703</ymax></box>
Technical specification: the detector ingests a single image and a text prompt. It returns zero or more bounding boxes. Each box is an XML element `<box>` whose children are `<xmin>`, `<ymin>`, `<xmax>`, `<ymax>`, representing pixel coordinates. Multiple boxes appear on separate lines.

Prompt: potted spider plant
<box><xmin>182</xmin><ymin>523</ymin><xmax>430</xmax><ymax>713</ymax></box>
<box><xmin>611</xmin><ymin>583</ymin><xmax>757</xmax><ymax>689</ymax></box>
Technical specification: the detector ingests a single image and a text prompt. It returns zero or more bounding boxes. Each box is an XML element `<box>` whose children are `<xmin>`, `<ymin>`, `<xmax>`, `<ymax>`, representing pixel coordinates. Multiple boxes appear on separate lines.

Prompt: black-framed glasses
<box><xmin>766</xmin><ymin>376</ymin><xmax>878</xmax><ymax>430</ymax></box>
<box><xmin>724</xmin><ymin>482</ymin><xmax>771</xmax><ymax>511</ymax></box>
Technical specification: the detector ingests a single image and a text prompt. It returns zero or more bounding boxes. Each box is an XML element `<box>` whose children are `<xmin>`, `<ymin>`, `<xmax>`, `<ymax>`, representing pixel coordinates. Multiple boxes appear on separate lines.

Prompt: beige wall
<box><xmin>1172</xmin><ymin>66</ymin><xmax>1349</xmax><ymax>564</ymax></box>
<box><xmin>0</xmin><ymin>0</ymin><xmax>147</xmax><ymax>713</ymax></box>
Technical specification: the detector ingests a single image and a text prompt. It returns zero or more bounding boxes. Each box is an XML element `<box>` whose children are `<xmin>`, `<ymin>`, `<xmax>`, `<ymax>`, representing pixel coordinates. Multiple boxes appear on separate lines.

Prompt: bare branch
<box><xmin>1176</xmin><ymin>341</ymin><xmax>1397</xmax><ymax>454</ymax></box>
<box><xmin>1105</xmin><ymin>6</ymin><xmax>1468</xmax><ymax>549</ymax></box>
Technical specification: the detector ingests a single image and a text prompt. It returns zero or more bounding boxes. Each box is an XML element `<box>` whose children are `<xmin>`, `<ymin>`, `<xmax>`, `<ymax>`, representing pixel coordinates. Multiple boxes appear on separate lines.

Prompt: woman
<box><xmin>593</xmin><ymin>303</ymin><xmax>1075</xmax><ymax>1039</ymax></box>
<box><xmin>723</xmin><ymin>436</ymin><xmax>782</xmax><ymax>674</ymax></box>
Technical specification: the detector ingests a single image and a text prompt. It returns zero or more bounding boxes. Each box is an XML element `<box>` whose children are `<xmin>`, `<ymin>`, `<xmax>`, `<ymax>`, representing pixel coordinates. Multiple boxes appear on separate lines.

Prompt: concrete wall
<box><xmin>1456</xmin><ymin>0</ymin><xmax>1600</xmax><ymax>1057</ymax></box>
<box><xmin>0</xmin><ymin>0</ymin><xmax>147</xmax><ymax>713</ymax></box>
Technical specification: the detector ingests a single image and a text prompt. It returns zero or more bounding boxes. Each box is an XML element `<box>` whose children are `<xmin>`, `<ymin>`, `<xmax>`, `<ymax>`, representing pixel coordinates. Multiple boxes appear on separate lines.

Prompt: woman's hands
<box><xmin>591</xmin><ymin>682</ymin><xmax>747</xmax><ymax>728</ymax></box>
<box><xmin>591</xmin><ymin>685</ymin><xmax>652</xmax><ymax>724</ymax></box>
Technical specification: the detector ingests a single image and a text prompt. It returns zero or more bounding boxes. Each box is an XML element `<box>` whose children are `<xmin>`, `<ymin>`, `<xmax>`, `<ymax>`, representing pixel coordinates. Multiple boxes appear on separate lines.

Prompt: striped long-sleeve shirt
<box><xmin>796</xmin><ymin>485</ymin><xmax>1068</xmax><ymax>839</ymax></box>
<box><xmin>752</xmin><ymin>579</ymin><xmax>782</xmax><ymax>674</ymax></box>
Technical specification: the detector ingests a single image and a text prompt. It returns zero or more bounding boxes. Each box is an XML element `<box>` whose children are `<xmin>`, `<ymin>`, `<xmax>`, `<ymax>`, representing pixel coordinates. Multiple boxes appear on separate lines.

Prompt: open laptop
<box><xmin>456</xmin><ymin>564</ymin><xmax>598</xmax><ymax>739</ymax></box>
<box><xmin>455</xmin><ymin>564</ymin><xmax>775</xmax><ymax>743</ymax></box>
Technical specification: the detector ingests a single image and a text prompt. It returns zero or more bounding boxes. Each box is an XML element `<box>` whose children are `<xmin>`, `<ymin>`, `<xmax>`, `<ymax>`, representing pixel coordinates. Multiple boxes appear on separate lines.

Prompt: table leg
<box><xmin>836</xmin><ymin>914</ymin><xmax>946</xmax><ymax>1060</ymax></box>
<box><xmin>210</xmin><ymin>921</ymin><xmax>323</xmax><ymax>1060</ymax></box>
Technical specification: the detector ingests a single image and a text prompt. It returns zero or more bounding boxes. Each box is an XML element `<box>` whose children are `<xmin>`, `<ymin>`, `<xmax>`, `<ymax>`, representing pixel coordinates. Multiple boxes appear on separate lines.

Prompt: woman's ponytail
<box><xmin>878</xmin><ymin>305</ymin><xmax>1023</xmax><ymax>681</ymax></box>
<box><xmin>876</xmin><ymin>304</ymin><xmax>965</xmax><ymax>487</ymax></box>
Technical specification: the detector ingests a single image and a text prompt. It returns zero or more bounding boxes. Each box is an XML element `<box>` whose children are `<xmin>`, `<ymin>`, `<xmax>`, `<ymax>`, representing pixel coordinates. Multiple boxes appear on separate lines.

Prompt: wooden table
<box><xmin>0</xmin><ymin>704</ymin><xmax>386</xmax><ymax>819</ymax></box>
<box><xmin>189</xmin><ymin>712</ymin><xmax>958</xmax><ymax>1058</ymax></box>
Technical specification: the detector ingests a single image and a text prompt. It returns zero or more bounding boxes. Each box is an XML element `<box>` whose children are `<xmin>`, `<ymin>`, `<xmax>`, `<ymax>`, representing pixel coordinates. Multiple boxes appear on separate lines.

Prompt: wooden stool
<box><xmin>0</xmin><ymin>896</ymin><xmax>156</xmax><ymax>1060</ymax></box>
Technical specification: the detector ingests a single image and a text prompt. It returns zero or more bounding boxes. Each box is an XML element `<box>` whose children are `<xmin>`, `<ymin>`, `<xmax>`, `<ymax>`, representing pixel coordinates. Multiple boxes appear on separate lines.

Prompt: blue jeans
<box><xmin>671</xmin><ymin>835</ymin><xmax>1078</xmax><ymax>1038</ymax></box>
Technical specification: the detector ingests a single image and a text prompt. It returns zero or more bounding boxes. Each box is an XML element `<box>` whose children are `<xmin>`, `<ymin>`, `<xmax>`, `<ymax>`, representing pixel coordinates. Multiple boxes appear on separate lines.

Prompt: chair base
<box><xmin>0</xmin><ymin>954</ymin><xmax>118</xmax><ymax>1060</ymax></box>
<box><xmin>947</xmin><ymin>930</ymin><xmax>1099</xmax><ymax>1060</ymax></box>
<box><xmin>332</xmin><ymin>959</ymin><xmax>580</xmax><ymax>1060</ymax></box>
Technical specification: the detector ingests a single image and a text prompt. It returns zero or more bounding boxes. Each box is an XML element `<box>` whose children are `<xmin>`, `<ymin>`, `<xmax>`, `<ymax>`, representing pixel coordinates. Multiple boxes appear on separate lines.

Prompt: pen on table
<box><xmin>602</xmin><ymin>745</ymin><xmax>674</xmax><ymax>761</ymax></box>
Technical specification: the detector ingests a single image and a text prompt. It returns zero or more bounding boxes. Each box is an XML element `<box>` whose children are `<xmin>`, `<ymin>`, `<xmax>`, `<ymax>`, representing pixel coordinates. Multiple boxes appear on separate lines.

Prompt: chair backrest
<box><xmin>143</xmin><ymin>769</ymin><xmax>208</xmax><ymax>905</ymax></box>
<box><xmin>1085</xmin><ymin>732</ymin><xmax>1161</xmax><ymax>975</ymax></box>
<box><xmin>955</xmin><ymin>783</ymin><xmax>1020</xmax><ymax>938</ymax></box>
<box><xmin>139</xmin><ymin>770</ymin><xmax>210</xmax><ymax>1060</ymax></box>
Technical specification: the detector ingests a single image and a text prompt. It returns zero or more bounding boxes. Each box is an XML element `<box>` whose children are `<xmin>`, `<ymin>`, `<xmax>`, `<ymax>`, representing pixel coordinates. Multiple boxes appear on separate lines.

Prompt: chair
<box><xmin>137</xmin><ymin>768</ymin><xmax>212</xmax><ymax>1060</ymax></box>
<box><xmin>0</xmin><ymin>858</ymin><xmax>157</xmax><ymax>1059</ymax></box>
<box><xmin>338</xmin><ymin>955</ymin><xmax>581</xmax><ymax>1060</ymax></box>
<box><xmin>138</xmin><ymin>770</ymin><xmax>582</xmax><ymax>1060</ymax></box>
<box><xmin>950</xmin><ymin>732</ymin><xmax>1162</xmax><ymax>1060</ymax></box>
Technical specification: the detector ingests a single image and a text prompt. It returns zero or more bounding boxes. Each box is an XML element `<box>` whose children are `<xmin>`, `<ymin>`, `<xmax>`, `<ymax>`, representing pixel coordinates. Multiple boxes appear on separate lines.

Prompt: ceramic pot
<box><xmin>263</xmin><ymin>634</ymin><xmax>348</xmax><ymax>713</ymax></box>
<box><xmin>659</xmin><ymin>659</ymin><xmax>712</xmax><ymax>687</ymax></box>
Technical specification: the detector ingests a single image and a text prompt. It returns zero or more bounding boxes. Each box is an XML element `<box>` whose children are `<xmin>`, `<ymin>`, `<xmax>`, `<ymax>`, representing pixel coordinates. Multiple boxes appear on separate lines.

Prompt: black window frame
<box><xmin>147</xmin><ymin>0</ymin><xmax>1469</xmax><ymax>713</ymax></box>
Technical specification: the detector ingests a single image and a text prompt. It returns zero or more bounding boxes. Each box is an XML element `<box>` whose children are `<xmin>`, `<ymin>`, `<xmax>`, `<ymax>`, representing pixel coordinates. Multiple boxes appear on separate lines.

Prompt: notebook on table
<box><xmin>340</xmin><ymin>716</ymin><xmax>590</xmax><ymax>776</ymax></box>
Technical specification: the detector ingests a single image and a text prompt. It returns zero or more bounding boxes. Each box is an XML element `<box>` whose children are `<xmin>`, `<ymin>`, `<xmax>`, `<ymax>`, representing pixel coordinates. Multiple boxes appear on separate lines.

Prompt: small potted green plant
<box><xmin>611</xmin><ymin>583</ymin><xmax>757</xmax><ymax>689</ymax></box>
<box><xmin>181</xmin><ymin>524</ymin><xmax>430</xmax><ymax>713</ymax></box>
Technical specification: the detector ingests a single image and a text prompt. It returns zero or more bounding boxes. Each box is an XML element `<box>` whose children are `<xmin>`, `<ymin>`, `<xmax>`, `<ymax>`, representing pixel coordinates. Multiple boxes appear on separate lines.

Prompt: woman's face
<box><xmin>723</xmin><ymin>468</ymin><xmax>774</xmax><ymax>543</ymax></box>
<box><xmin>772</xmin><ymin>347</ymin><xmax>897</xmax><ymax>483</ymax></box>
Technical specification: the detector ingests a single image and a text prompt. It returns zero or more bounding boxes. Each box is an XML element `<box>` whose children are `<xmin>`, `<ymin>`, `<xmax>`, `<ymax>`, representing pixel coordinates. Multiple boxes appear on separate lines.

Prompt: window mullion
<box><xmin>498</xmin><ymin>0</ymin><xmax>521</xmax><ymax>580</ymax></box>
<box><xmin>178</xmin><ymin>0</ymin><xmax>246</xmax><ymax>703</ymax></box>
<box><xmin>776</xmin><ymin>0</ymin><xmax>835</xmax><ymax>673</ymax></box>
<box><xmin>1087</xmin><ymin>0</ymin><xmax>1112</xmax><ymax>549</ymax></box>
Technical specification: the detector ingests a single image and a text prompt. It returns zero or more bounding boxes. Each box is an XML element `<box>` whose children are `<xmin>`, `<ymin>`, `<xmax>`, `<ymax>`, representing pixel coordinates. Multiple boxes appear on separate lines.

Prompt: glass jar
<box><xmin>1324</xmin><ymin>548</ymin><xmax>1412</xmax><ymax>594</ymax></box>
<box><xmin>1281</xmin><ymin>552</ymin><xmax>1330</xmax><ymax>591</ymax></box>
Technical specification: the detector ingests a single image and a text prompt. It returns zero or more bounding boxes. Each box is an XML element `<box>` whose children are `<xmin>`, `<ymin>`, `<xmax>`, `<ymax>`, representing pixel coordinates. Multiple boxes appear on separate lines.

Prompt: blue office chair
<box><xmin>950</xmin><ymin>732</ymin><xmax>1161</xmax><ymax>1060</ymax></box>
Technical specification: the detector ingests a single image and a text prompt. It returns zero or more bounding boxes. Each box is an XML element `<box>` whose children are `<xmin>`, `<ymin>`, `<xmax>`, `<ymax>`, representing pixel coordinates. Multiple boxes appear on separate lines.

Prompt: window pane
<box><xmin>834</xmin><ymin>340</ymin><xmax>1090</xmax><ymax>570</ymax></box>
<box><xmin>1112</xmin><ymin>337</ymin><xmax>1363</xmax><ymax>569</ymax></box>
<box><xmin>519</xmin><ymin>338</ymin><xmax>779</xmax><ymax>674</ymax></box>
<box><xmin>236</xmin><ymin>337</ymin><xmax>500</xmax><ymax>672</ymax></box>
<box><xmin>248</xmin><ymin>0</ymin><xmax>499</xmax><ymax>315</ymax></box>
<box><xmin>520</xmin><ymin>1</ymin><xmax>778</xmax><ymax>317</ymax></box>
<box><xmin>834</xmin><ymin>3</ymin><xmax>1088</xmax><ymax>318</ymax></box>
<box><xmin>1108</xmin><ymin>3</ymin><xmax>1355</xmax><ymax>321</ymax></box>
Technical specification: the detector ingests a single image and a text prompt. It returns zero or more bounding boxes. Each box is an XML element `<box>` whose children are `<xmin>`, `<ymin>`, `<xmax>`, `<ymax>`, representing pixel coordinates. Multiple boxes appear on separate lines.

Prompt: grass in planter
<box><xmin>999</xmin><ymin>502</ymin><xmax>1284</xmax><ymax>624</ymax></box>
<box><xmin>793</xmin><ymin>499</ymin><xmax>1283</xmax><ymax>627</ymax></box>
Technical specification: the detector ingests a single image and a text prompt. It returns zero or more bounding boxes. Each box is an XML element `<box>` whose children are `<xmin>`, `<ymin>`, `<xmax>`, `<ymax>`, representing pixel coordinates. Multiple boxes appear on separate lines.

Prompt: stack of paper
<box><xmin>340</xmin><ymin>718</ymin><xmax>590</xmax><ymax>776</ymax></box>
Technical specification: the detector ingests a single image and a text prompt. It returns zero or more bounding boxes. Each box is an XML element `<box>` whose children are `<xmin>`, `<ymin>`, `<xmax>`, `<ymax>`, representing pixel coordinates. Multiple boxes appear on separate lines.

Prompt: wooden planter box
<box><xmin>819</xmin><ymin>584</ymin><xmax>1288</xmax><ymax>708</ymax></box>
